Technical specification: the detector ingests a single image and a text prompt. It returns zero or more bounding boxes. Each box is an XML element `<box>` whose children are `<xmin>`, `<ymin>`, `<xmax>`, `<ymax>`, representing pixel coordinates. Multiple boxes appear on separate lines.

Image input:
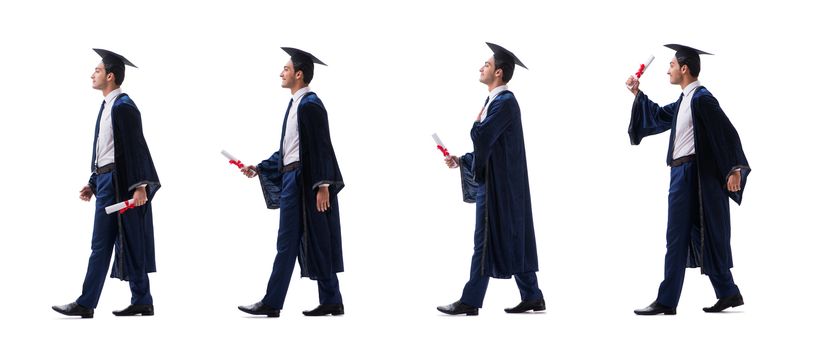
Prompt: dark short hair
<box><xmin>103</xmin><ymin>61</ymin><xmax>125</xmax><ymax>85</ymax></box>
<box><xmin>493</xmin><ymin>54</ymin><xmax>515</xmax><ymax>83</ymax></box>
<box><xmin>676</xmin><ymin>53</ymin><xmax>701</xmax><ymax>78</ymax></box>
<box><xmin>293</xmin><ymin>58</ymin><xmax>314</xmax><ymax>84</ymax></box>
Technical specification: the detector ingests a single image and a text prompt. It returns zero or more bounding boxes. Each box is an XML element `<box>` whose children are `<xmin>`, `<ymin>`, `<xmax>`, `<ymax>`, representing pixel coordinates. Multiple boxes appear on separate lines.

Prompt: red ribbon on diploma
<box><xmin>119</xmin><ymin>200</ymin><xmax>136</xmax><ymax>214</ymax></box>
<box><xmin>635</xmin><ymin>63</ymin><xmax>646</xmax><ymax>78</ymax></box>
<box><xmin>229</xmin><ymin>159</ymin><xmax>245</xmax><ymax>168</ymax></box>
<box><xmin>437</xmin><ymin>145</ymin><xmax>449</xmax><ymax>157</ymax></box>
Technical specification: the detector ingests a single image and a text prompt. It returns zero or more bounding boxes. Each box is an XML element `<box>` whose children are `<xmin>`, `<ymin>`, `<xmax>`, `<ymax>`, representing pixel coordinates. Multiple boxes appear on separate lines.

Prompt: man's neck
<box><xmin>679</xmin><ymin>77</ymin><xmax>698</xmax><ymax>91</ymax></box>
<box><xmin>101</xmin><ymin>85</ymin><xmax>119</xmax><ymax>98</ymax></box>
<box><xmin>487</xmin><ymin>81</ymin><xmax>505</xmax><ymax>92</ymax></box>
<box><xmin>290</xmin><ymin>84</ymin><xmax>309</xmax><ymax>96</ymax></box>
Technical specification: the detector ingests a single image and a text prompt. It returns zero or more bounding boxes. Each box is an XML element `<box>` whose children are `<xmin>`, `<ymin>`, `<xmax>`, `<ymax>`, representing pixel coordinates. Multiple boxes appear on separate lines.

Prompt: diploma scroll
<box><xmin>105</xmin><ymin>199</ymin><xmax>136</xmax><ymax>215</ymax></box>
<box><xmin>221</xmin><ymin>149</ymin><xmax>246</xmax><ymax>169</ymax></box>
<box><xmin>432</xmin><ymin>133</ymin><xmax>450</xmax><ymax>157</ymax></box>
<box><xmin>627</xmin><ymin>55</ymin><xmax>655</xmax><ymax>88</ymax></box>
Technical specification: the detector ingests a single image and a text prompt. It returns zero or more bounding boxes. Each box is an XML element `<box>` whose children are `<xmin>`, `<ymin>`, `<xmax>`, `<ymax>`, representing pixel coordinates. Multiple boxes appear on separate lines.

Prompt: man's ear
<box><xmin>495</xmin><ymin>68</ymin><xmax>503</xmax><ymax>78</ymax></box>
<box><xmin>106</xmin><ymin>72</ymin><xmax>114</xmax><ymax>82</ymax></box>
<box><xmin>295</xmin><ymin>70</ymin><xmax>303</xmax><ymax>83</ymax></box>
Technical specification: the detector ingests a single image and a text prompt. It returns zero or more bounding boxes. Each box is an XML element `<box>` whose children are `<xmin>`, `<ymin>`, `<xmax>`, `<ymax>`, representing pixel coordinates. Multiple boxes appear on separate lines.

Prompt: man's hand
<box><xmin>445</xmin><ymin>155</ymin><xmax>459</xmax><ymax>169</ymax></box>
<box><xmin>242</xmin><ymin>165</ymin><xmax>258</xmax><ymax>178</ymax></box>
<box><xmin>79</xmin><ymin>185</ymin><xmax>93</xmax><ymax>201</ymax></box>
<box><xmin>626</xmin><ymin>75</ymin><xmax>640</xmax><ymax>96</ymax></box>
<box><xmin>133</xmin><ymin>186</ymin><xmax>148</xmax><ymax>206</ymax></box>
<box><xmin>316</xmin><ymin>186</ymin><xmax>331</xmax><ymax>212</ymax></box>
<box><xmin>727</xmin><ymin>170</ymin><xmax>742</xmax><ymax>192</ymax></box>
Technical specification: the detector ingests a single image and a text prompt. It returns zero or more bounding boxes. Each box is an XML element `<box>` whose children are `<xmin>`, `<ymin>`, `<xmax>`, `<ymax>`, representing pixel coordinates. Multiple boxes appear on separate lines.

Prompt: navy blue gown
<box><xmin>629</xmin><ymin>87</ymin><xmax>750</xmax><ymax>276</ymax></box>
<box><xmin>257</xmin><ymin>92</ymin><xmax>344</xmax><ymax>281</ymax></box>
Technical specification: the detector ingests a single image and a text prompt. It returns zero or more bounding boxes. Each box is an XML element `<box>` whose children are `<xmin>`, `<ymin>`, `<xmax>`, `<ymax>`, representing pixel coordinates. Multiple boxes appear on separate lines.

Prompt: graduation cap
<box><xmin>281</xmin><ymin>47</ymin><xmax>327</xmax><ymax>66</ymax></box>
<box><xmin>485</xmin><ymin>42</ymin><xmax>527</xmax><ymax>69</ymax></box>
<box><xmin>93</xmin><ymin>48</ymin><xmax>137</xmax><ymax>68</ymax></box>
<box><xmin>664</xmin><ymin>44</ymin><xmax>713</xmax><ymax>58</ymax></box>
<box><xmin>665</xmin><ymin>44</ymin><xmax>711</xmax><ymax>77</ymax></box>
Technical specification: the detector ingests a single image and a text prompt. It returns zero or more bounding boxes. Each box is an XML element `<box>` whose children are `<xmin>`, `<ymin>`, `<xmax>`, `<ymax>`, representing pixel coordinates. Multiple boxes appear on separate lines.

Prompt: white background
<box><xmin>1</xmin><ymin>0</ymin><xmax>825</xmax><ymax>348</ymax></box>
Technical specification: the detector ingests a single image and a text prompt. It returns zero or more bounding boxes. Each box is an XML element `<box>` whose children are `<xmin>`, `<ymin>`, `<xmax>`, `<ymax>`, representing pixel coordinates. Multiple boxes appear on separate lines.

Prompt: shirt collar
<box><xmin>292</xmin><ymin>86</ymin><xmax>311</xmax><ymax>102</ymax></box>
<box><xmin>488</xmin><ymin>84</ymin><xmax>509</xmax><ymax>101</ymax></box>
<box><xmin>682</xmin><ymin>81</ymin><xmax>701</xmax><ymax>97</ymax></box>
<box><xmin>104</xmin><ymin>88</ymin><xmax>122</xmax><ymax>105</ymax></box>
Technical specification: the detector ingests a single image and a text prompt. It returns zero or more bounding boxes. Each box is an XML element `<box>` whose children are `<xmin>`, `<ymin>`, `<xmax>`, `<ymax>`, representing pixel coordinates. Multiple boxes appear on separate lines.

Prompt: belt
<box><xmin>670</xmin><ymin>154</ymin><xmax>696</xmax><ymax>167</ymax></box>
<box><xmin>95</xmin><ymin>163</ymin><xmax>116</xmax><ymax>174</ymax></box>
<box><xmin>281</xmin><ymin>162</ymin><xmax>301</xmax><ymax>172</ymax></box>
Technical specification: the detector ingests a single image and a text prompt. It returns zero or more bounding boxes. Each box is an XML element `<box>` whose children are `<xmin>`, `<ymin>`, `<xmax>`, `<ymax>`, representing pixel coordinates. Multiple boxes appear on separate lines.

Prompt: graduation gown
<box><xmin>88</xmin><ymin>93</ymin><xmax>160</xmax><ymax>281</ymax></box>
<box><xmin>629</xmin><ymin>87</ymin><xmax>750</xmax><ymax>275</ymax></box>
<box><xmin>458</xmin><ymin>90</ymin><xmax>539</xmax><ymax>279</ymax></box>
<box><xmin>257</xmin><ymin>92</ymin><xmax>345</xmax><ymax>280</ymax></box>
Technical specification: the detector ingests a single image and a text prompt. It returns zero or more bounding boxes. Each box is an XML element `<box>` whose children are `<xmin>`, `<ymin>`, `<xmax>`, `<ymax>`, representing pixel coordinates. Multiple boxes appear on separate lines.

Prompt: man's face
<box><xmin>668</xmin><ymin>56</ymin><xmax>685</xmax><ymax>85</ymax></box>
<box><xmin>479</xmin><ymin>56</ymin><xmax>498</xmax><ymax>85</ymax></box>
<box><xmin>280</xmin><ymin>59</ymin><xmax>298</xmax><ymax>89</ymax></box>
<box><xmin>91</xmin><ymin>62</ymin><xmax>110</xmax><ymax>90</ymax></box>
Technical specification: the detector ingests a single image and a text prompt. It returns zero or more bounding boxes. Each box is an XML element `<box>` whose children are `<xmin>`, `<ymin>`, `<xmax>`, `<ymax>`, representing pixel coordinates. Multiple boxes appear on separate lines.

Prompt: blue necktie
<box><xmin>665</xmin><ymin>93</ymin><xmax>684</xmax><ymax>165</ymax></box>
<box><xmin>90</xmin><ymin>100</ymin><xmax>106</xmax><ymax>172</ymax></box>
<box><xmin>478</xmin><ymin>97</ymin><xmax>490</xmax><ymax>120</ymax></box>
<box><xmin>278</xmin><ymin>98</ymin><xmax>294</xmax><ymax>154</ymax></box>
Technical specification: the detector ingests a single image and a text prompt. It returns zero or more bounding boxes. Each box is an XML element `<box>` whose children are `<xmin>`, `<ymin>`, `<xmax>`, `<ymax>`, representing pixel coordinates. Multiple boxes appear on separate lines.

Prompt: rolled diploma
<box><xmin>105</xmin><ymin>199</ymin><xmax>135</xmax><ymax>215</ymax></box>
<box><xmin>221</xmin><ymin>149</ymin><xmax>245</xmax><ymax>168</ymax></box>
<box><xmin>637</xmin><ymin>55</ymin><xmax>655</xmax><ymax>78</ymax></box>
<box><xmin>432</xmin><ymin>133</ymin><xmax>449</xmax><ymax>157</ymax></box>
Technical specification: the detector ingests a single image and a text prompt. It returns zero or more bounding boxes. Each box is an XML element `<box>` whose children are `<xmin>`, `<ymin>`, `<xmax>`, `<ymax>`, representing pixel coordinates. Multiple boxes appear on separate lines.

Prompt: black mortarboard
<box><xmin>664</xmin><ymin>44</ymin><xmax>713</xmax><ymax>58</ymax></box>
<box><xmin>93</xmin><ymin>48</ymin><xmax>137</xmax><ymax>68</ymax></box>
<box><xmin>485</xmin><ymin>42</ymin><xmax>527</xmax><ymax>69</ymax></box>
<box><xmin>281</xmin><ymin>47</ymin><xmax>327</xmax><ymax>66</ymax></box>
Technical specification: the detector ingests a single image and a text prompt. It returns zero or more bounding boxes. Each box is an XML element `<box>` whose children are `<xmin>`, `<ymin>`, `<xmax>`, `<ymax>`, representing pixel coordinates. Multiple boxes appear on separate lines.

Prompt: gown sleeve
<box><xmin>694</xmin><ymin>94</ymin><xmax>751</xmax><ymax>204</ymax></box>
<box><xmin>257</xmin><ymin>151</ymin><xmax>283</xmax><ymax>209</ymax></box>
<box><xmin>628</xmin><ymin>91</ymin><xmax>679</xmax><ymax>145</ymax></box>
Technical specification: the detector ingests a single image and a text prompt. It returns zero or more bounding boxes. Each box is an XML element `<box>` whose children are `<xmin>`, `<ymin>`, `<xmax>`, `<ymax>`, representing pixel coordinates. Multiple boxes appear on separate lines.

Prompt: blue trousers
<box><xmin>656</xmin><ymin>160</ymin><xmax>740</xmax><ymax>308</ymax></box>
<box><xmin>261</xmin><ymin>168</ymin><xmax>342</xmax><ymax>309</ymax></box>
<box><xmin>76</xmin><ymin>171</ymin><xmax>151</xmax><ymax>308</ymax></box>
<box><xmin>460</xmin><ymin>188</ymin><xmax>543</xmax><ymax>308</ymax></box>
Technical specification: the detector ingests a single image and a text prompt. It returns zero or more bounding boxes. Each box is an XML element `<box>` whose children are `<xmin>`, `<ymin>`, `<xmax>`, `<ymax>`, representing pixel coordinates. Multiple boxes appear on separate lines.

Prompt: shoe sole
<box><xmin>53</xmin><ymin>309</ymin><xmax>94</xmax><ymax>318</ymax></box>
<box><xmin>634</xmin><ymin>310</ymin><xmax>677</xmax><ymax>315</ymax></box>
<box><xmin>504</xmin><ymin>306</ymin><xmax>546</xmax><ymax>313</ymax></box>
<box><xmin>113</xmin><ymin>312</ymin><xmax>154</xmax><ymax>316</ymax></box>
<box><xmin>239</xmin><ymin>310</ymin><xmax>280</xmax><ymax>317</ymax></box>
<box><xmin>437</xmin><ymin>309</ymin><xmax>479</xmax><ymax>316</ymax></box>
<box><xmin>704</xmin><ymin>301</ymin><xmax>744</xmax><ymax>313</ymax></box>
<box><xmin>303</xmin><ymin>311</ymin><xmax>345</xmax><ymax>316</ymax></box>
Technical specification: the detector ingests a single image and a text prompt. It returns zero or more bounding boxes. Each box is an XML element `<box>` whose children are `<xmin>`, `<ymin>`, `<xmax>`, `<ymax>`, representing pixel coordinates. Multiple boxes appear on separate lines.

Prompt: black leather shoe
<box><xmin>504</xmin><ymin>298</ymin><xmax>546</xmax><ymax>313</ymax></box>
<box><xmin>634</xmin><ymin>301</ymin><xmax>677</xmax><ymax>315</ymax></box>
<box><xmin>303</xmin><ymin>304</ymin><xmax>344</xmax><ymax>316</ymax></box>
<box><xmin>703</xmin><ymin>293</ymin><xmax>744</xmax><ymax>313</ymax></box>
<box><xmin>113</xmin><ymin>304</ymin><xmax>154</xmax><ymax>316</ymax></box>
<box><xmin>238</xmin><ymin>302</ymin><xmax>280</xmax><ymax>317</ymax></box>
<box><xmin>52</xmin><ymin>302</ymin><xmax>94</xmax><ymax>318</ymax></box>
<box><xmin>437</xmin><ymin>301</ymin><xmax>479</xmax><ymax>316</ymax></box>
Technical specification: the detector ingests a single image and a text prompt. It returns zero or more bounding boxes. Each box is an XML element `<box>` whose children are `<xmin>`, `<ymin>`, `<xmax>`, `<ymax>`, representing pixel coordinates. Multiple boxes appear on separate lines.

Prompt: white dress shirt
<box><xmin>480</xmin><ymin>84</ymin><xmax>509</xmax><ymax>121</ymax></box>
<box><xmin>95</xmin><ymin>88</ymin><xmax>122</xmax><ymax>167</ymax></box>
<box><xmin>672</xmin><ymin>81</ymin><xmax>701</xmax><ymax>159</ymax></box>
<box><xmin>281</xmin><ymin>87</ymin><xmax>311</xmax><ymax>165</ymax></box>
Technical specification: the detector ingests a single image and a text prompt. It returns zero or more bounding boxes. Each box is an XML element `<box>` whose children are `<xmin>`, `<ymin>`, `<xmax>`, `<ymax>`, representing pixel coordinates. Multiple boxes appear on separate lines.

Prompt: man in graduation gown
<box><xmin>238</xmin><ymin>47</ymin><xmax>345</xmax><ymax>318</ymax></box>
<box><xmin>627</xmin><ymin>44</ymin><xmax>750</xmax><ymax>315</ymax></box>
<box><xmin>53</xmin><ymin>49</ymin><xmax>160</xmax><ymax>318</ymax></box>
<box><xmin>437</xmin><ymin>43</ymin><xmax>544</xmax><ymax>316</ymax></box>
